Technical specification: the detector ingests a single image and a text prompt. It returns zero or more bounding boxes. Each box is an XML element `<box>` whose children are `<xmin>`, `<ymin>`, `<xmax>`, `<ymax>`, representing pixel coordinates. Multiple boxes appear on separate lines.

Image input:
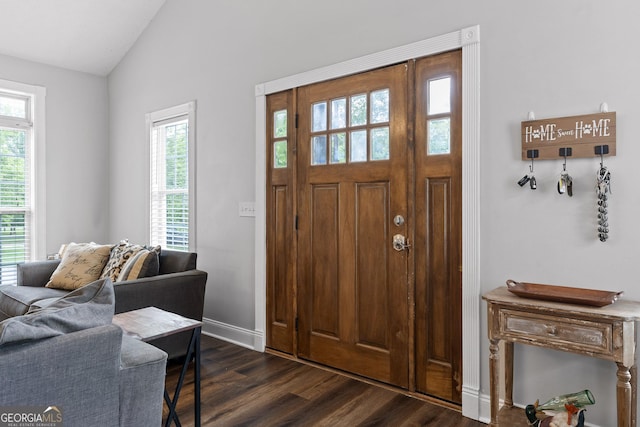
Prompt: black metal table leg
<box><xmin>194</xmin><ymin>327</ymin><xmax>201</xmax><ymax>427</ymax></box>
<box><xmin>164</xmin><ymin>327</ymin><xmax>201</xmax><ymax>427</ymax></box>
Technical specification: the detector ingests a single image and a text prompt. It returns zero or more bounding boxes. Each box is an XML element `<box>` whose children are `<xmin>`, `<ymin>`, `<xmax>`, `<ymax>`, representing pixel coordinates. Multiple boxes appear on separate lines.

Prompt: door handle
<box><xmin>392</xmin><ymin>234</ymin><xmax>411</xmax><ymax>252</ymax></box>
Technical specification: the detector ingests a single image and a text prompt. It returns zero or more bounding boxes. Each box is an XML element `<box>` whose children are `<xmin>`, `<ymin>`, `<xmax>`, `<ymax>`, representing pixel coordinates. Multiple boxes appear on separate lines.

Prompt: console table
<box><xmin>483</xmin><ymin>286</ymin><xmax>640</xmax><ymax>427</ymax></box>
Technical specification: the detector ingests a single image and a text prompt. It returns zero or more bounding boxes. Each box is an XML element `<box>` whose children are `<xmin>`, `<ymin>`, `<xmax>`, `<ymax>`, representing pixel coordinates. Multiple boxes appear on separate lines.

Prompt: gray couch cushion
<box><xmin>0</xmin><ymin>278</ymin><xmax>114</xmax><ymax>346</ymax></box>
<box><xmin>0</xmin><ymin>285</ymin><xmax>67</xmax><ymax>319</ymax></box>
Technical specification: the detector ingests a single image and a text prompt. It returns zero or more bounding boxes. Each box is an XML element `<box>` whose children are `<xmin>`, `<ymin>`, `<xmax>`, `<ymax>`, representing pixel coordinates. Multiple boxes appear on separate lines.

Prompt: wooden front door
<box><xmin>297</xmin><ymin>63</ymin><xmax>409</xmax><ymax>387</ymax></box>
<box><xmin>266</xmin><ymin>50</ymin><xmax>462</xmax><ymax>402</ymax></box>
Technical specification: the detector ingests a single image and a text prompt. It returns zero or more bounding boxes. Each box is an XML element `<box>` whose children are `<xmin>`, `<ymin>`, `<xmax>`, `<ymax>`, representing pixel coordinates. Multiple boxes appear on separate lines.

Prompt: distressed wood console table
<box><xmin>483</xmin><ymin>286</ymin><xmax>640</xmax><ymax>427</ymax></box>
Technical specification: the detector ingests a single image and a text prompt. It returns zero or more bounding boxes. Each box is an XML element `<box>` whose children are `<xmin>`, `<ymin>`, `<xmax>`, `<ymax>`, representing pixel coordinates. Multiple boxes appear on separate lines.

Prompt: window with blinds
<box><xmin>148</xmin><ymin>102</ymin><xmax>196</xmax><ymax>252</ymax></box>
<box><xmin>0</xmin><ymin>92</ymin><xmax>32</xmax><ymax>285</ymax></box>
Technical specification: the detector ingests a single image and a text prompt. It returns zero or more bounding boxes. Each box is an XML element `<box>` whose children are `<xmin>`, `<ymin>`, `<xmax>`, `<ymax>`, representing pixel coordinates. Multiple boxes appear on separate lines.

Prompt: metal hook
<box><xmin>529</xmin><ymin>157</ymin><xmax>534</xmax><ymax>173</ymax></box>
<box><xmin>595</xmin><ymin>145</ymin><xmax>609</xmax><ymax>169</ymax></box>
<box><xmin>559</xmin><ymin>148</ymin><xmax>572</xmax><ymax>172</ymax></box>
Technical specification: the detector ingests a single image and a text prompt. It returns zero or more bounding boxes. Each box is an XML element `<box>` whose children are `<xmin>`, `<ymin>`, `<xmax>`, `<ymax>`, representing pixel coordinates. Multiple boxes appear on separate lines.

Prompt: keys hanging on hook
<box><xmin>521</xmin><ymin>149</ymin><xmax>538</xmax><ymax>190</ymax></box>
<box><xmin>558</xmin><ymin>148</ymin><xmax>573</xmax><ymax>196</ymax></box>
<box><xmin>595</xmin><ymin>145</ymin><xmax>611</xmax><ymax>242</ymax></box>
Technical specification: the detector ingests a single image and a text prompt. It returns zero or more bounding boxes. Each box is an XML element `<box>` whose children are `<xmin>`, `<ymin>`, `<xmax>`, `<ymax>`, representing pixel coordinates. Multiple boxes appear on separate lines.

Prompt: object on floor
<box><xmin>525</xmin><ymin>403</ymin><xmax>586</xmax><ymax>427</ymax></box>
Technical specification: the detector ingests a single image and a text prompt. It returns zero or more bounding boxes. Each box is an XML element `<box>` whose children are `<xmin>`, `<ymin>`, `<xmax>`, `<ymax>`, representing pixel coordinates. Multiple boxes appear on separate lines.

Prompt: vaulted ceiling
<box><xmin>0</xmin><ymin>0</ymin><xmax>166</xmax><ymax>76</ymax></box>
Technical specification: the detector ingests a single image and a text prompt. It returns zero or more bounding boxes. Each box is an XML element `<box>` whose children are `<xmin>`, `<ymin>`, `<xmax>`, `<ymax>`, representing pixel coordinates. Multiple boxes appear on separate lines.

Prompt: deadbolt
<box><xmin>393</xmin><ymin>215</ymin><xmax>405</xmax><ymax>226</ymax></box>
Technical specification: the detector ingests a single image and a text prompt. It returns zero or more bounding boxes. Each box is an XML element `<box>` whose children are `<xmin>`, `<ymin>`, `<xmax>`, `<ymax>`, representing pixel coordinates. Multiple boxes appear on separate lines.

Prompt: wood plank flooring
<box><xmin>163</xmin><ymin>335</ymin><xmax>487</xmax><ymax>426</ymax></box>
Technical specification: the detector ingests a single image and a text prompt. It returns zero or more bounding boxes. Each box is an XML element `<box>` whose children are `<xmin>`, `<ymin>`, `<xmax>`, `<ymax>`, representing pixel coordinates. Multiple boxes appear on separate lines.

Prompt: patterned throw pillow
<box><xmin>100</xmin><ymin>240</ymin><xmax>146</xmax><ymax>281</ymax></box>
<box><xmin>116</xmin><ymin>245</ymin><xmax>161</xmax><ymax>282</ymax></box>
<box><xmin>46</xmin><ymin>242</ymin><xmax>113</xmax><ymax>290</ymax></box>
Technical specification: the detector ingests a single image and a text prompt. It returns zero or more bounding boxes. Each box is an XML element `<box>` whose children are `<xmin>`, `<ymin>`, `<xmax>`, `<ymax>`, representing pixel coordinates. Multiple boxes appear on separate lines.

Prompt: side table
<box><xmin>483</xmin><ymin>286</ymin><xmax>640</xmax><ymax>427</ymax></box>
<box><xmin>113</xmin><ymin>306</ymin><xmax>202</xmax><ymax>427</ymax></box>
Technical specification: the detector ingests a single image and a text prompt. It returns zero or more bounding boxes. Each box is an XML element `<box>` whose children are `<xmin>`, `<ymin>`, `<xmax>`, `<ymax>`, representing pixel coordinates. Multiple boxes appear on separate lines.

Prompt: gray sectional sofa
<box><xmin>0</xmin><ymin>278</ymin><xmax>168</xmax><ymax>426</ymax></box>
<box><xmin>0</xmin><ymin>249</ymin><xmax>208</xmax><ymax>359</ymax></box>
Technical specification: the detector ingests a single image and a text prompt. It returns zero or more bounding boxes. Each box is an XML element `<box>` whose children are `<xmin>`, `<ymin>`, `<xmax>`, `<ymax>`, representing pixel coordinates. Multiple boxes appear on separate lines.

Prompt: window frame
<box><xmin>145</xmin><ymin>101</ymin><xmax>196</xmax><ymax>252</ymax></box>
<box><xmin>0</xmin><ymin>79</ymin><xmax>46</xmax><ymax>284</ymax></box>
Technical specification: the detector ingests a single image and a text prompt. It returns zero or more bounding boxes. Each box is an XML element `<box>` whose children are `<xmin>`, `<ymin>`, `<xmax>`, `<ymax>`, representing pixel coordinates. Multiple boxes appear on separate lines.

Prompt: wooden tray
<box><xmin>506</xmin><ymin>279</ymin><xmax>623</xmax><ymax>307</ymax></box>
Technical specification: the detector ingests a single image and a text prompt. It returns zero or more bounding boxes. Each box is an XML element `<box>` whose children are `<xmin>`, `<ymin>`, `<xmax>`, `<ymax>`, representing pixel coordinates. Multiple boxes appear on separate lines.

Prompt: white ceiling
<box><xmin>0</xmin><ymin>0</ymin><xmax>166</xmax><ymax>76</ymax></box>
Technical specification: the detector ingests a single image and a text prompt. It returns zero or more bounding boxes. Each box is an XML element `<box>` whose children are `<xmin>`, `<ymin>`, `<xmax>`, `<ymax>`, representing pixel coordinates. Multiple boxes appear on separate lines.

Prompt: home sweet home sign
<box><xmin>521</xmin><ymin>111</ymin><xmax>616</xmax><ymax>160</ymax></box>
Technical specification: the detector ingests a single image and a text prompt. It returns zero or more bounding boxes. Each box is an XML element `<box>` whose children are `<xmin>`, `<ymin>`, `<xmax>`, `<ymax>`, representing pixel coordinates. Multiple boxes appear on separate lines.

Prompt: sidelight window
<box><xmin>273</xmin><ymin>109</ymin><xmax>288</xmax><ymax>168</ymax></box>
<box><xmin>426</xmin><ymin>77</ymin><xmax>452</xmax><ymax>155</ymax></box>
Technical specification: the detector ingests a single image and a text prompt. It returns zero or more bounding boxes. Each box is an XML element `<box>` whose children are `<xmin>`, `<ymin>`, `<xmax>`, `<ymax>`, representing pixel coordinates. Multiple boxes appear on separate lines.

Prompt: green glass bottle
<box><xmin>536</xmin><ymin>389</ymin><xmax>595</xmax><ymax>412</ymax></box>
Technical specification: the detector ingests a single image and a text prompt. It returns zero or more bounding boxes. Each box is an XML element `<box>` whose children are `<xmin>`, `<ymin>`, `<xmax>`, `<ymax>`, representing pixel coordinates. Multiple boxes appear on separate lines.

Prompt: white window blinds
<box><xmin>0</xmin><ymin>93</ymin><xmax>32</xmax><ymax>285</ymax></box>
<box><xmin>148</xmin><ymin>102</ymin><xmax>196</xmax><ymax>252</ymax></box>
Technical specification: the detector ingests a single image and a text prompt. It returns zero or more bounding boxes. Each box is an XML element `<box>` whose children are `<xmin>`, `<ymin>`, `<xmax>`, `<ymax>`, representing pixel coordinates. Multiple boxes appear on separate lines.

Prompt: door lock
<box><xmin>393</xmin><ymin>215</ymin><xmax>405</xmax><ymax>226</ymax></box>
<box><xmin>392</xmin><ymin>234</ymin><xmax>411</xmax><ymax>252</ymax></box>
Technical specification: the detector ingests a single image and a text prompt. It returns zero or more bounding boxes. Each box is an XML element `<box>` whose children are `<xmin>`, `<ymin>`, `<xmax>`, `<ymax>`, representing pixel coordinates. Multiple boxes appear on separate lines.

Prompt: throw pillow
<box><xmin>100</xmin><ymin>239</ymin><xmax>146</xmax><ymax>281</ymax></box>
<box><xmin>46</xmin><ymin>242</ymin><xmax>113</xmax><ymax>290</ymax></box>
<box><xmin>117</xmin><ymin>245</ymin><xmax>161</xmax><ymax>282</ymax></box>
<box><xmin>0</xmin><ymin>278</ymin><xmax>114</xmax><ymax>346</ymax></box>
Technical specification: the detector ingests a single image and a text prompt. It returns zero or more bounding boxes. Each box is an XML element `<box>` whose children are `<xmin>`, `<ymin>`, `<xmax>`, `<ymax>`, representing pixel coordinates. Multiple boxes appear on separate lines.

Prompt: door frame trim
<box><xmin>254</xmin><ymin>25</ymin><xmax>481</xmax><ymax>420</ymax></box>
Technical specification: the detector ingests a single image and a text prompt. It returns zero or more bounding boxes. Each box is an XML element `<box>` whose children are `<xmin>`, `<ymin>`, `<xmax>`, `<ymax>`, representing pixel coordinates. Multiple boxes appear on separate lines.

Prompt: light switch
<box><xmin>239</xmin><ymin>202</ymin><xmax>256</xmax><ymax>217</ymax></box>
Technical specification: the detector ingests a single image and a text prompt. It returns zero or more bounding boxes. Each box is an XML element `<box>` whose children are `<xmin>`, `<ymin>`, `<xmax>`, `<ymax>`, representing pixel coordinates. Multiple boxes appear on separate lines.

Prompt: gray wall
<box><xmin>0</xmin><ymin>54</ymin><xmax>110</xmax><ymax>253</ymax></box>
<box><xmin>108</xmin><ymin>0</ymin><xmax>639</xmax><ymax>425</ymax></box>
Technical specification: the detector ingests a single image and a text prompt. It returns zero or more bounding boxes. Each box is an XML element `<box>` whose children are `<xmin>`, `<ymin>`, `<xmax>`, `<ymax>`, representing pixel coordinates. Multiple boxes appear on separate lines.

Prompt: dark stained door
<box><xmin>414</xmin><ymin>50</ymin><xmax>463</xmax><ymax>403</ymax></box>
<box><xmin>296</xmin><ymin>64</ymin><xmax>410</xmax><ymax>387</ymax></box>
<box><xmin>266</xmin><ymin>50</ymin><xmax>462</xmax><ymax>402</ymax></box>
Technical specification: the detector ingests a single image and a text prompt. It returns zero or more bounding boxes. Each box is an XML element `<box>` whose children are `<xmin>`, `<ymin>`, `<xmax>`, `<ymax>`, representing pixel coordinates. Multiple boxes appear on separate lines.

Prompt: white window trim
<box><xmin>145</xmin><ymin>101</ymin><xmax>197</xmax><ymax>251</ymax></box>
<box><xmin>255</xmin><ymin>26</ymin><xmax>481</xmax><ymax>419</ymax></box>
<box><xmin>0</xmin><ymin>78</ymin><xmax>46</xmax><ymax>262</ymax></box>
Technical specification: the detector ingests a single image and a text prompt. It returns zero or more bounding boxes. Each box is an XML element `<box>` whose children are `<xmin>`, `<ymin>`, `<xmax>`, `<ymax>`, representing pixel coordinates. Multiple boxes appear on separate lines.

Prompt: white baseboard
<box><xmin>201</xmin><ymin>316</ymin><xmax>264</xmax><ymax>351</ymax></box>
<box><xmin>477</xmin><ymin>392</ymin><xmax>492</xmax><ymax>424</ymax></box>
<box><xmin>461</xmin><ymin>385</ymin><xmax>483</xmax><ymax>421</ymax></box>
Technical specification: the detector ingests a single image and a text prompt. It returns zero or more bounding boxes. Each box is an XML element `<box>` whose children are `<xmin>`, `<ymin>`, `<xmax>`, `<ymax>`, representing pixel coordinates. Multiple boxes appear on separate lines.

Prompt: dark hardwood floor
<box><xmin>163</xmin><ymin>335</ymin><xmax>487</xmax><ymax>426</ymax></box>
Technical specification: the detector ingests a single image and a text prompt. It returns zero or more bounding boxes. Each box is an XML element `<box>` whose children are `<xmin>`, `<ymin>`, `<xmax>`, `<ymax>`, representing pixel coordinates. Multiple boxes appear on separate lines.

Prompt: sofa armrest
<box><xmin>0</xmin><ymin>325</ymin><xmax>122</xmax><ymax>426</ymax></box>
<box><xmin>113</xmin><ymin>269</ymin><xmax>207</xmax><ymax>320</ymax></box>
<box><xmin>16</xmin><ymin>260</ymin><xmax>60</xmax><ymax>287</ymax></box>
<box><xmin>159</xmin><ymin>249</ymin><xmax>197</xmax><ymax>274</ymax></box>
<box><xmin>119</xmin><ymin>336</ymin><xmax>167</xmax><ymax>427</ymax></box>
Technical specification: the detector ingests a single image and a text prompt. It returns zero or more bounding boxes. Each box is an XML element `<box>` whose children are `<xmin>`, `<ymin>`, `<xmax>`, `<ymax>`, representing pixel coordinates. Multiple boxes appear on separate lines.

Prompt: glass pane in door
<box><xmin>312</xmin><ymin>102</ymin><xmax>327</xmax><ymax>132</ymax></box>
<box><xmin>311</xmin><ymin>136</ymin><xmax>327</xmax><ymax>165</ymax></box>
<box><xmin>350</xmin><ymin>130</ymin><xmax>367</xmax><ymax>162</ymax></box>
<box><xmin>370</xmin><ymin>127</ymin><xmax>389</xmax><ymax>160</ymax></box>
<box><xmin>370</xmin><ymin>89</ymin><xmax>389</xmax><ymax>124</ymax></box>
<box><xmin>350</xmin><ymin>94</ymin><xmax>367</xmax><ymax>126</ymax></box>
<box><xmin>330</xmin><ymin>133</ymin><xmax>346</xmax><ymax>164</ymax></box>
<box><xmin>427</xmin><ymin>77</ymin><xmax>451</xmax><ymax>115</ymax></box>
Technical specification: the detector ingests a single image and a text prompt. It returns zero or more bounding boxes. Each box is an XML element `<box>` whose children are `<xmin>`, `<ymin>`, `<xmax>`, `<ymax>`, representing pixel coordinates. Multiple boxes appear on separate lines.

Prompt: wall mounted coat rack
<box><xmin>521</xmin><ymin>111</ymin><xmax>616</xmax><ymax>160</ymax></box>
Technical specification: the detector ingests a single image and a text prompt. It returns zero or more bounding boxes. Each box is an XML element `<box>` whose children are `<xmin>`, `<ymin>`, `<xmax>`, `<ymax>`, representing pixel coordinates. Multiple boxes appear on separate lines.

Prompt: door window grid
<box><xmin>311</xmin><ymin>89</ymin><xmax>390</xmax><ymax>165</ymax></box>
<box><xmin>426</xmin><ymin>77</ymin><xmax>452</xmax><ymax>155</ymax></box>
<box><xmin>273</xmin><ymin>109</ymin><xmax>288</xmax><ymax>168</ymax></box>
